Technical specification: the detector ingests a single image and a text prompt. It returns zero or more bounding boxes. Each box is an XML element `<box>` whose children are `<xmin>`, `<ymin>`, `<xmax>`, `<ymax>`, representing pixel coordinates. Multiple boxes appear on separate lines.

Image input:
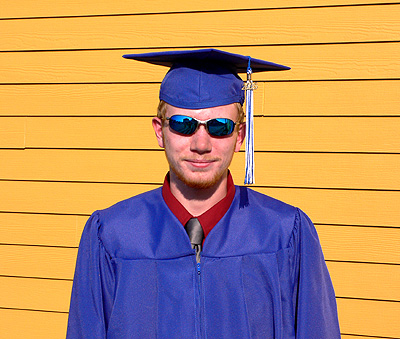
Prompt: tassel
<box><xmin>243</xmin><ymin>57</ymin><xmax>257</xmax><ymax>185</ymax></box>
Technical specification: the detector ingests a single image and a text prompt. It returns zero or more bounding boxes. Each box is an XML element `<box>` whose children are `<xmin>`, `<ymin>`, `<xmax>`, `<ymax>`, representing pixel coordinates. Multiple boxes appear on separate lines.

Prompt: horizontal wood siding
<box><xmin>1</xmin><ymin>81</ymin><xmax>399</xmax><ymax>117</ymax></box>
<box><xmin>1</xmin><ymin>44</ymin><xmax>399</xmax><ymax>83</ymax></box>
<box><xmin>1</xmin><ymin>181</ymin><xmax>399</xmax><ymax>226</ymax></box>
<box><xmin>1</xmin><ymin>116</ymin><xmax>400</xmax><ymax>152</ymax></box>
<box><xmin>1</xmin><ymin>6</ymin><xmax>399</xmax><ymax>50</ymax></box>
<box><xmin>1</xmin><ymin>150</ymin><xmax>400</xmax><ymax>190</ymax></box>
<box><xmin>1</xmin><ymin>1</ymin><xmax>399</xmax><ymax>18</ymax></box>
<box><xmin>0</xmin><ymin>309</ymin><xmax>68</xmax><ymax>339</ymax></box>
<box><xmin>1</xmin><ymin>1</ymin><xmax>399</xmax><ymax>338</ymax></box>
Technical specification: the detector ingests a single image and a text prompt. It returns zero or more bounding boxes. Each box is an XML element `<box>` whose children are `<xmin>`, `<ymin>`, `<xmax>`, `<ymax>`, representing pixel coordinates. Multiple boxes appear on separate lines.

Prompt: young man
<box><xmin>67</xmin><ymin>49</ymin><xmax>340</xmax><ymax>338</ymax></box>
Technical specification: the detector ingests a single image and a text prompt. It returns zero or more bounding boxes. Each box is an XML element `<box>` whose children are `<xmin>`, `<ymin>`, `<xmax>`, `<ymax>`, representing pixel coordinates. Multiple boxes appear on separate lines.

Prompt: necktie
<box><xmin>185</xmin><ymin>218</ymin><xmax>204</xmax><ymax>263</ymax></box>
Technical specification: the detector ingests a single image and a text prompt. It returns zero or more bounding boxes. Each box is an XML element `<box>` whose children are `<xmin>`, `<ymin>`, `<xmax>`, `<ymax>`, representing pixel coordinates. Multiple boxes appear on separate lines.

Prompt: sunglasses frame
<box><xmin>164</xmin><ymin>115</ymin><xmax>240</xmax><ymax>137</ymax></box>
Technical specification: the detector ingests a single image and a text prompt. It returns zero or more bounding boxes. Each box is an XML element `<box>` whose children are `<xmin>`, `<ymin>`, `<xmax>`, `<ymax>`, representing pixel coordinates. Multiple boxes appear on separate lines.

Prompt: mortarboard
<box><xmin>123</xmin><ymin>49</ymin><xmax>290</xmax><ymax>184</ymax></box>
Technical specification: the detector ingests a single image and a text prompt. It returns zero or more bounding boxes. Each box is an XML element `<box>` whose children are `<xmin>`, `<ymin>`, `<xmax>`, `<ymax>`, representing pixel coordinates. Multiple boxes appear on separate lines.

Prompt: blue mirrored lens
<box><xmin>207</xmin><ymin>118</ymin><xmax>235</xmax><ymax>136</ymax></box>
<box><xmin>168</xmin><ymin>115</ymin><xmax>198</xmax><ymax>135</ymax></box>
<box><xmin>168</xmin><ymin>115</ymin><xmax>236</xmax><ymax>136</ymax></box>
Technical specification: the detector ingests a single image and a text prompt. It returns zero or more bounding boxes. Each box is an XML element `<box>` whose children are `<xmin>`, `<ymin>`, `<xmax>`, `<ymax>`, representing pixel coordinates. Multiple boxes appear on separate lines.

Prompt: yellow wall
<box><xmin>1</xmin><ymin>1</ymin><xmax>399</xmax><ymax>338</ymax></box>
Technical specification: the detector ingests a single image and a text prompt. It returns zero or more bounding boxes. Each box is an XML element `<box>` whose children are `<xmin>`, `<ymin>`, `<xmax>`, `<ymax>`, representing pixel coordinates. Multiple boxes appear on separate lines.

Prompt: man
<box><xmin>67</xmin><ymin>49</ymin><xmax>340</xmax><ymax>338</ymax></box>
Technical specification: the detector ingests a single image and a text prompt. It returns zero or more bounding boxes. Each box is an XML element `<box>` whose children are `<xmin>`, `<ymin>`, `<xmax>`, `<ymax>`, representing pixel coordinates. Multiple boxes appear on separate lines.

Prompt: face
<box><xmin>152</xmin><ymin>103</ymin><xmax>245</xmax><ymax>189</ymax></box>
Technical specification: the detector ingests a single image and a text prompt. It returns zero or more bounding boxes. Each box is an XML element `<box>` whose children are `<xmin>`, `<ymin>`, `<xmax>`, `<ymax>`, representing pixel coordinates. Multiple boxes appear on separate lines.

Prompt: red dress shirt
<box><xmin>162</xmin><ymin>172</ymin><xmax>236</xmax><ymax>239</ymax></box>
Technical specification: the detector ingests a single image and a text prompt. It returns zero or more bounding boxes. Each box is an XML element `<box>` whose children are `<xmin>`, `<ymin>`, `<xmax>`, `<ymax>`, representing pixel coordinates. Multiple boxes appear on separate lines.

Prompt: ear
<box><xmin>234</xmin><ymin>122</ymin><xmax>246</xmax><ymax>152</ymax></box>
<box><xmin>152</xmin><ymin>117</ymin><xmax>164</xmax><ymax>148</ymax></box>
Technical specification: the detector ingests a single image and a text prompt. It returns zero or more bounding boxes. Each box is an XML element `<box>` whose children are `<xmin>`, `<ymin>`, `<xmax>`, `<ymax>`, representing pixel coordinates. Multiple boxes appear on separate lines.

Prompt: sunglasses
<box><xmin>164</xmin><ymin>115</ymin><xmax>239</xmax><ymax>137</ymax></box>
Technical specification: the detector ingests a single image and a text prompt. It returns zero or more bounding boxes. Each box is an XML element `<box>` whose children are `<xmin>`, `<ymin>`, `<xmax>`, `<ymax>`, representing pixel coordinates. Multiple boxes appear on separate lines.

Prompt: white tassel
<box><xmin>243</xmin><ymin>59</ymin><xmax>257</xmax><ymax>185</ymax></box>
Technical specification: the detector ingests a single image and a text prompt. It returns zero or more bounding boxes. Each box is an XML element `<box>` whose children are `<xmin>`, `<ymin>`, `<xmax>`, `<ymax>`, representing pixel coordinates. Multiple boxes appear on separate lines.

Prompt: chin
<box><xmin>173</xmin><ymin>169</ymin><xmax>225</xmax><ymax>190</ymax></box>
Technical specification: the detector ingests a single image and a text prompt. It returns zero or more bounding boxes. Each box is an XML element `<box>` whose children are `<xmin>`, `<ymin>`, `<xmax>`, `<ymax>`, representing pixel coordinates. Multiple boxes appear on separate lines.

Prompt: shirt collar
<box><xmin>162</xmin><ymin>171</ymin><xmax>236</xmax><ymax>238</ymax></box>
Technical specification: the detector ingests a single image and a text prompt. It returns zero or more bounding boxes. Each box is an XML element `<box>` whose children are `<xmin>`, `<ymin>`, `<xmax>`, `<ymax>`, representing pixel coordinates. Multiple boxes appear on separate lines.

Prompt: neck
<box><xmin>169</xmin><ymin>171</ymin><xmax>228</xmax><ymax>216</ymax></box>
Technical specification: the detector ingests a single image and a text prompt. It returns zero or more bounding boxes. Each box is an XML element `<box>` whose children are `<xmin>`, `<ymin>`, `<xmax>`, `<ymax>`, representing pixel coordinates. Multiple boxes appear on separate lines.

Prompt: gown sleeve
<box><xmin>292</xmin><ymin>209</ymin><xmax>341</xmax><ymax>338</ymax></box>
<box><xmin>66</xmin><ymin>212</ymin><xmax>115</xmax><ymax>338</ymax></box>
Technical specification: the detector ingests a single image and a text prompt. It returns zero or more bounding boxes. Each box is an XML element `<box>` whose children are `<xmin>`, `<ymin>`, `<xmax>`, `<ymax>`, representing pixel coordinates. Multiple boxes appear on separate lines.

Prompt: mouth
<box><xmin>185</xmin><ymin>158</ymin><xmax>218</xmax><ymax>168</ymax></box>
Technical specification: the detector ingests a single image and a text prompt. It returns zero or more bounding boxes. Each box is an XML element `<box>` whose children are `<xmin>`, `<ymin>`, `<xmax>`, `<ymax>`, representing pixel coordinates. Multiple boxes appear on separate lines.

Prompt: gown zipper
<box><xmin>196</xmin><ymin>251</ymin><xmax>202</xmax><ymax>338</ymax></box>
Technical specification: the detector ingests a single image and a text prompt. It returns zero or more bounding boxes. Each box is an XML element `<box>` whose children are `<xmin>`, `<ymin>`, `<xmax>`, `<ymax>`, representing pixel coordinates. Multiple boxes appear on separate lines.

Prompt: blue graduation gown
<box><xmin>67</xmin><ymin>186</ymin><xmax>340</xmax><ymax>338</ymax></box>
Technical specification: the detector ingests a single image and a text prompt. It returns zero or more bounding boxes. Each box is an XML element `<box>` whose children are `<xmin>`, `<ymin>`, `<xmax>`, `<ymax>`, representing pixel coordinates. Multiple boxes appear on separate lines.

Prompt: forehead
<box><xmin>165</xmin><ymin>103</ymin><xmax>239</xmax><ymax>120</ymax></box>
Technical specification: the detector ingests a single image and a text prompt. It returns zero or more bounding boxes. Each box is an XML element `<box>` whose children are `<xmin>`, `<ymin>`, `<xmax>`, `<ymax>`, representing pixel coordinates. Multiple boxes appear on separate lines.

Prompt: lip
<box><xmin>185</xmin><ymin>159</ymin><xmax>216</xmax><ymax>168</ymax></box>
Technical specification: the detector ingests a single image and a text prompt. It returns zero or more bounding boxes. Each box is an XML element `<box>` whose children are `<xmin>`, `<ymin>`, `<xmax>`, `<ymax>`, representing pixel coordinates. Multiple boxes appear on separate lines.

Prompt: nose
<box><xmin>190</xmin><ymin>124</ymin><xmax>212</xmax><ymax>154</ymax></box>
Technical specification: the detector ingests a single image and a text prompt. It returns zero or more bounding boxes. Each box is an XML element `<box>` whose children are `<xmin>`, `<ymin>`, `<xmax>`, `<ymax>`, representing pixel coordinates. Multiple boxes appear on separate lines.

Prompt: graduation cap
<box><xmin>123</xmin><ymin>49</ymin><xmax>290</xmax><ymax>184</ymax></box>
